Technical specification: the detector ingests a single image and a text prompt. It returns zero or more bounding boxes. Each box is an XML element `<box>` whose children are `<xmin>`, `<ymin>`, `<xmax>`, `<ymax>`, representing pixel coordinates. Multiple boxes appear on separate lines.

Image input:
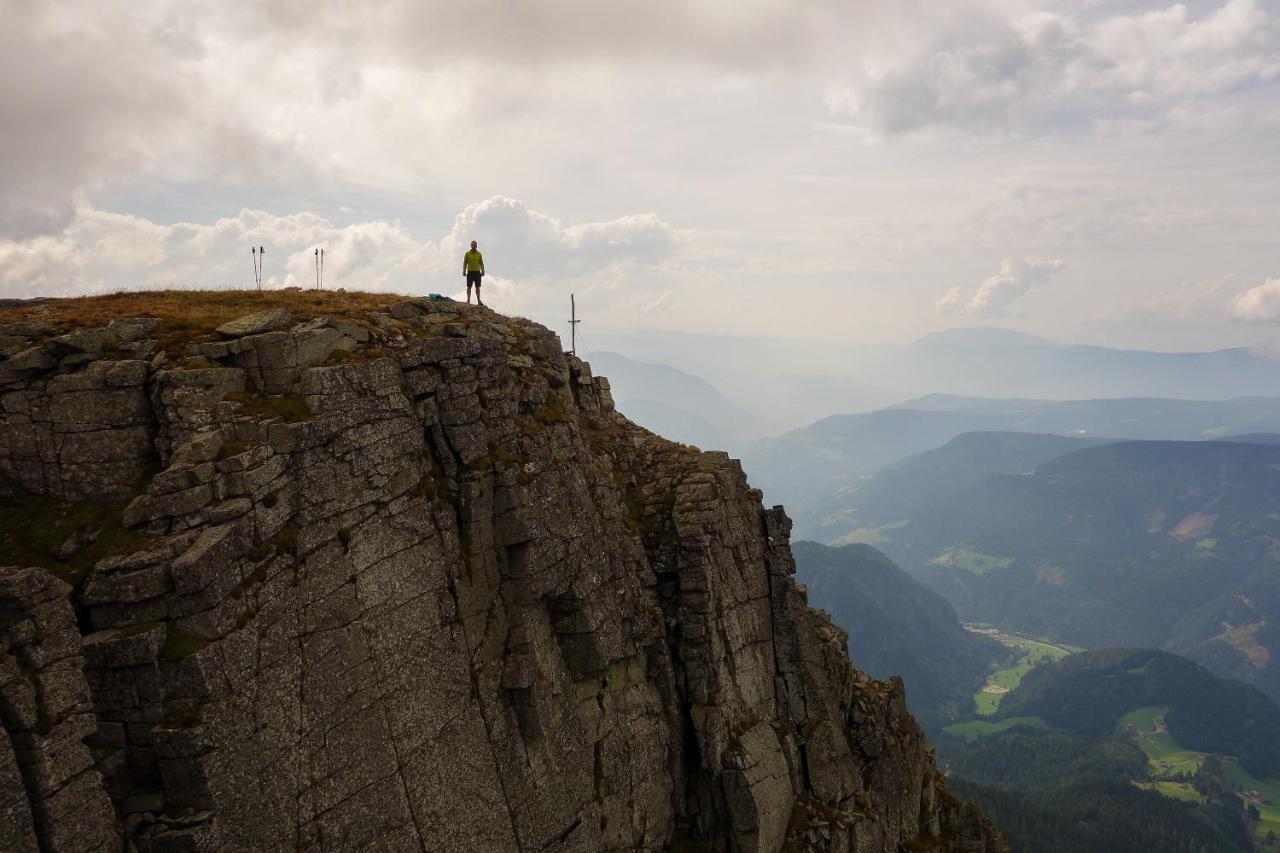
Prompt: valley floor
<box><xmin>945</xmin><ymin>627</ymin><xmax>1280</xmax><ymax>852</ymax></box>
<box><xmin>959</xmin><ymin>625</ymin><xmax>1076</xmax><ymax>716</ymax></box>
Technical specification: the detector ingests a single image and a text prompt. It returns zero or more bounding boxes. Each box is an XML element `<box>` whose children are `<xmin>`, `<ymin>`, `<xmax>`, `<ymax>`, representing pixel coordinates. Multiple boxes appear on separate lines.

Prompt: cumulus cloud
<box><xmin>0</xmin><ymin>0</ymin><xmax>850</xmax><ymax>239</ymax></box>
<box><xmin>6</xmin><ymin>0</ymin><xmax>1275</xmax><ymax>244</ymax></box>
<box><xmin>1100</xmin><ymin>274</ymin><xmax>1238</xmax><ymax>325</ymax></box>
<box><xmin>938</xmin><ymin>257</ymin><xmax>1065</xmax><ymax>318</ymax></box>
<box><xmin>1230</xmin><ymin>278</ymin><xmax>1280</xmax><ymax>323</ymax></box>
<box><xmin>0</xmin><ymin>197</ymin><xmax>681</xmax><ymax>308</ymax></box>
<box><xmin>1097</xmin><ymin>274</ymin><xmax>1280</xmax><ymax>333</ymax></box>
<box><xmin>442</xmin><ymin>197</ymin><xmax>681</xmax><ymax>278</ymax></box>
<box><xmin>0</xmin><ymin>3</ymin><xmax>328</xmax><ymax>239</ymax></box>
<box><xmin>834</xmin><ymin>0</ymin><xmax>1280</xmax><ymax>134</ymax></box>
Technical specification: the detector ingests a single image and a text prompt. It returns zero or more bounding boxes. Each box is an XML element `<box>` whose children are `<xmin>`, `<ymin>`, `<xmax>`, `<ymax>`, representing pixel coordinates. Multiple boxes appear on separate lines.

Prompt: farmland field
<box><xmin>931</xmin><ymin>547</ymin><xmax>1012</xmax><ymax>576</ymax></box>
<box><xmin>1120</xmin><ymin>705</ymin><xmax>1163</xmax><ymax>732</ymax></box>
<box><xmin>967</xmin><ymin>628</ymin><xmax>1074</xmax><ymax>716</ymax></box>
<box><xmin>1122</xmin><ymin>706</ymin><xmax>1207</xmax><ymax>776</ymax></box>
<box><xmin>1121</xmin><ymin>706</ymin><xmax>1280</xmax><ymax>848</ymax></box>
<box><xmin>1133</xmin><ymin>780</ymin><xmax>1205</xmax><ymax>804</ymax></box>
<box><xmin>945</xmin><ymin>716</ymin><xmax>1048</xmax><ymax>742</ymax></box>
<box><xmin>1222</xmin><ymin>759</ymin><xmax>1280</xmax><ymax>852</ymax></box>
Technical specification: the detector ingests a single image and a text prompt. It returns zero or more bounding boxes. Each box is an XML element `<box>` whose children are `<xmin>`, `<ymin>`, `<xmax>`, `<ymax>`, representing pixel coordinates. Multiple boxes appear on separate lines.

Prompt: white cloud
<box><xmin>1099</xmin><ymin>274</ymin><xmax>1280</xmax><ymax>328</ymax></box>
<box><xmin>1230</xmin><ymin>278</ymin><xmax>1280</xmax><ymax>323</ymax></box>
<box><xmin>938</xmin><ymin>256</ymin><xmax>1065</xmax><ymax>318</ymax></box>
<box><xmin>6</xmin><ymin>0</ymin><xmax>1275</xmax><ymax>243</ymax></box>
<box><xmin>639</xmin><ymin>290</ymin><xmax>676</xmax><ymax>318</ymax></box>
<box><xmin>1099</xmin><ymin>273</ymin><xmax>1237</xmax><ymax>325</ymax></box>
<box><xmin>441</xmin><ymin>197</ymin><xmax>682</xmax><ymax>278</ymax></box>
<box><xmin>835</xmin><ymin>0</ymin><xmax>1280</xmax><ymax>134</ymax></box>
<box><xmin>0</xmin><ymin>198</ymin><xmax>681</xmax><ymax>319</ymax></box>
<box><xmin>0</xmin><ymin>0</ymin><xmax>840</xmax><ymax>239</ymax></box>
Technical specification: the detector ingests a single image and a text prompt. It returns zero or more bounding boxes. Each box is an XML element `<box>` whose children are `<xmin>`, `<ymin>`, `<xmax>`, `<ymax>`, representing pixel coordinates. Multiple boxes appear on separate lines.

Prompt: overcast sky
<box><xmin>2</xmin><ymin>0</ymin><xmax>1278</xmax><ymax>351</ymax></box>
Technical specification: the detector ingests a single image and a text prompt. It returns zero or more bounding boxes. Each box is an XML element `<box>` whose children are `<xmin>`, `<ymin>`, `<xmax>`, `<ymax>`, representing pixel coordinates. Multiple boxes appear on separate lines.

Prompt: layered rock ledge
<box><xmin>0</xmin><ymin>292</ymin><xmax>1004</xmax><ymax>852</ymax></box>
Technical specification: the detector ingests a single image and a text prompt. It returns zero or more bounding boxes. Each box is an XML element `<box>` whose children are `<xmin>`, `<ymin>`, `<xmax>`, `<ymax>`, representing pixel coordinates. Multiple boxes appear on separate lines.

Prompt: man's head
<box><xmin>470</xmin><ymin>241</ymin><xmax>477</xmax><ymax>250</ymax></box>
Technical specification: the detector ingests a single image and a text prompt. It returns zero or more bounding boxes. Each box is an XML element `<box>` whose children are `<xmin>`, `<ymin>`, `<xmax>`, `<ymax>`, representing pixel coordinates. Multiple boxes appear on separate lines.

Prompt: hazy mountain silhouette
<box><xmin>894</xmin><ymin>327</ymin><xmax>1280</xmax><ymax>402</ymax></box>
<box><xmin>803</xmin><ymin>431</ymin><xmax>1115</xmax><ymax>543</ymax></box>
<box><xmin>584</xmin><ymin>351</ymin><xmax>753</xmax><ymax>450</ymax></box>
<box><xmin>593</xmin><ymin>326</ymin><xmax>1280</xmax><ymax>430</ymax></box>
<box><xmin>744</xmin><ymin>396</ymin><xmax>1280</xmax><ymax>533</ymax></box>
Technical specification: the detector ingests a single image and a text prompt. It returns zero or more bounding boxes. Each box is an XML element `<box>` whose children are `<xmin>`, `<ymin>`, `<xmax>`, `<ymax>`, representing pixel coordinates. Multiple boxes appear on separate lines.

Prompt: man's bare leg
<box><xmin>475</xmin><ymin>285</ymin><xmax>484</xmax><ymax>307</ymax></box>
<box><xmin>466</xmin><ymin>283</ymin><xmax>473</xmax><ymax>304</ymax></box>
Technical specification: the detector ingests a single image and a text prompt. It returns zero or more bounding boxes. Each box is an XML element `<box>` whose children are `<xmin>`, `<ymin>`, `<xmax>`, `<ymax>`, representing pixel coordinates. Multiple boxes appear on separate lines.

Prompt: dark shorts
<box><xmin>466</xmin><ymin>271</ymin><xmax>483</xmax><ymax>286</ymax></box>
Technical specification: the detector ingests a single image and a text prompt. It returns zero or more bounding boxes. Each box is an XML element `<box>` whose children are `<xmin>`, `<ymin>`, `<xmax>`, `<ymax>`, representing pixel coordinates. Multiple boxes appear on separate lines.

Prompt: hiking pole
<box><xmin>251</xmin><ymin>246</ymin><xmax>257</xmax><ymax>290</ymax></box>
<box><xmin>320</xmin><ymin>249</ymin><xmax>325</xmax><ymax>291</ymax></box>
<box><xmin>259</xmin><ymin>246</ymin><xmax>265</xmax><ymax>290</ymax></box>
<box><xmin>314</xmin><ymin>248</ymin><xmax>320</xmax><ymax>290</ymax></box>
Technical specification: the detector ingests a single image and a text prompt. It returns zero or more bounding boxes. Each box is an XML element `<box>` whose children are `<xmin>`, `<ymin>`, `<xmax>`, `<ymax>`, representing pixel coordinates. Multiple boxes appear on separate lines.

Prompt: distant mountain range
<box><xmin>896</xmin><ymin>327</ymin><xmax>1280</xmax><ymax>402</ymax></box>
<box><xmin>586</xmin><ymin>331</ymin><xmax>891</xmax><ymax>432</ymax></box>
<box><xmin>803</xmin><ymin>431</ymin><xmax>1115</xmax><ymax>543</ymax></box>
<box><xmin>743</xmin><ymin>396</ymin><xmax>1280</xmax><ymax>535</ymax></box>
<box><xmin>584</xmin><ymin>351</ymin><xmax>752</xmax><ymax>451</ymax></box>
<box><xmin>591</xmin><ymin>326</ymin><xmax>1280</xmax><ymax>432</ymax></box>
<box><xmin>792</xmin><ymin>541</ymin><xmax>1002</xmax><ymax>724</ymax></box>
<box><xmin>879</xmin><ymin>439</ymin><xmax>1280</xmax><ymax>701</ymax></box>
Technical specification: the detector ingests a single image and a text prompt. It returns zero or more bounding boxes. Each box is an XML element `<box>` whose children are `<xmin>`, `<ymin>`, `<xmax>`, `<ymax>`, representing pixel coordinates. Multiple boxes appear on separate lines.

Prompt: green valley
<box><xmin>1223</xmin><ymin>760</ymin><xmax>1280</xmax><ymax>851</ymax></box>
<box><xmin>759</xmin><ymin>423</ymin><xmax>1280</xmax><ymax>850</ymax></box>
<box><xmin>882</xmin><ymin>439</ymin><xmax>1280</xmax><ymax>702</ymax></box>
<box><xmin>959</xmin><ymin>627</ymin><xmax>1073</xmax><ymax>716</ymax></box>
<box><xmin>937</xmin><ymin>648</ymin><xmax>1280</xmax><ymax>852</ymax></box>
<box><xmin>1124</xmin><ymin>706</ymin><xmax>1207</xmax><ymax>778</ymax></box>
<box><xmin>946</xmin><ymin>716</ymin><xmax>1048</xmax><ymax>743</ymax></box>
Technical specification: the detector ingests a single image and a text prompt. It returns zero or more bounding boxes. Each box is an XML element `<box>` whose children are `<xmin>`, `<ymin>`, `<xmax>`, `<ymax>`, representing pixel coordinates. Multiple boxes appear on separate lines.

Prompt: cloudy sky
<box><xmin>2</xmin><ymin>0</ymin><xmax>1278</xmax><ymax>351</ymax></box>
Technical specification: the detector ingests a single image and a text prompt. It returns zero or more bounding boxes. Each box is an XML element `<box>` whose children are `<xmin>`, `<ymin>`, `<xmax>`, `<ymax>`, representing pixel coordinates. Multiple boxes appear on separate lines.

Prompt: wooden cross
<box><xmin>569</xmin><ymin>294</ymin><xmax>581</xmax><ymax>355</ymax></box>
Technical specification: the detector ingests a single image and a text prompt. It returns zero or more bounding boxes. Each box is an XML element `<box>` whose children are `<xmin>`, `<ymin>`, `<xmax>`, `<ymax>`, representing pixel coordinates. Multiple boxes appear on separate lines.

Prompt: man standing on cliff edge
<box><xmin>463</xmin><ymin>241</ymin><xmax>485</xmax><ymax>306</ymax></box>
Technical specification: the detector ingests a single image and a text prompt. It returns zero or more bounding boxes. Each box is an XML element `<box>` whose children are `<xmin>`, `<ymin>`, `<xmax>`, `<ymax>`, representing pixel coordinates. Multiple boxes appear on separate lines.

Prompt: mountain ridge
<box><xmin>891</xmin><ymin>439</ymin><xmax>1280</xmax><ymax>701</ymax></box>
<box><xmin>0</xmin><ymin>291</ymin><xmax>1003</xmax><ymax>853</ymax></box>
<box><xmin>746</xmin><ymin>395</ymin><xmax>1280</xmax><ymax>537</ymax></box>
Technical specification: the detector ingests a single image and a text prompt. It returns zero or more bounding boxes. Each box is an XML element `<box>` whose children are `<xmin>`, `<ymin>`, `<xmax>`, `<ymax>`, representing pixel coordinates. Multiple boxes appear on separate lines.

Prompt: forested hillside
<box><xmin>792</xmin><ymin>542</ymin><xmax>1002</xmax><ymax>723</ymax></box>
<box><xmin>999</xmin><ymin>649</ymin><xmax>1280</xmax><ymax>777</ymax></box>
<box><xmin>935</xmin><ymin>647</ymin><xmax>1280</xmax><ymax>852</ymax></box>
<box><xmin>885</xmin><ymin>440</ymin><xmax>1280</xmax><ymax>700</ymax></box>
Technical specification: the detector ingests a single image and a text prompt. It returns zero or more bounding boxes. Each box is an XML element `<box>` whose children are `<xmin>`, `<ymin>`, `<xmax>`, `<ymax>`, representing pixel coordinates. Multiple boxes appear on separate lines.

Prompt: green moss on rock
<box><xmin>0</xmin><ymin>495</ymin><xmax>154</xmax><ymax>588</ymax></box>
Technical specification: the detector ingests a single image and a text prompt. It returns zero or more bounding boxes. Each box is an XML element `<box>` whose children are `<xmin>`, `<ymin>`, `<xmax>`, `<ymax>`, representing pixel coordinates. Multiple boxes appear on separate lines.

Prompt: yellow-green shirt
<box><xmin>463</xmin><ymin>250</ymin><xmax>485</xmax><ymax>274</ymax></box>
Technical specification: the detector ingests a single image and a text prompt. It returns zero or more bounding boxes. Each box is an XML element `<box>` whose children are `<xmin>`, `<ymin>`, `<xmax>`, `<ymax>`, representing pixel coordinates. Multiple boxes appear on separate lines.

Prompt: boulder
<box><xmin>215</xmin><ymin>308</ymin><xmax>291</xmax><ymax>338</ymax></box>
<box><xmin>107</xmin><ymin>317</ymin><xmax>159</xmax><ymax>342</ymax></box>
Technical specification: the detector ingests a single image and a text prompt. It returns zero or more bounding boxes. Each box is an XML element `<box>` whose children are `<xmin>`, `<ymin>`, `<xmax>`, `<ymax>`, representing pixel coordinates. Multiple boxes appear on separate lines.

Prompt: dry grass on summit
<box><xmin>0</xmin><ymin>289</ymin><xmax>414</xmax><ymax>350</ymax></box>
<box><xmin>0</xmin><ymin>289</ymin><xmax>408</xmax><ymax>331</ymax></box>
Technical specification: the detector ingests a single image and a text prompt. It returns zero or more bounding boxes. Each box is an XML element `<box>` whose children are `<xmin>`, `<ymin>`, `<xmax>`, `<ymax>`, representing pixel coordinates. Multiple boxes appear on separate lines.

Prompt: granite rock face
<box><xmin>0</xmin><ymin>300</ymin><xmax>1005</xmax><ymax>852</ymax></box>
<box><xmin>0</xmin><ymin>567</ymin><xmax>118</xmax><ymax>853</ymax></box>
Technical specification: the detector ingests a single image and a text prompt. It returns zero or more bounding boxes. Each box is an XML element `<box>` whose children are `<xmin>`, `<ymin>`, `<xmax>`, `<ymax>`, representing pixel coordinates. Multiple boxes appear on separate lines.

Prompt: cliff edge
<box><xmin>0</xmin><ymin>291</ymin><xmax>1004</xmax><ymax>852</ymax></box>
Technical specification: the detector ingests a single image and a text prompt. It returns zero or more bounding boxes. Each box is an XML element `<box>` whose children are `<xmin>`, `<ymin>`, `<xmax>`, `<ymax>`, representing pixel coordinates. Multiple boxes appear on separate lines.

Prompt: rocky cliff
<box><xmin>0</xmin><ymin>292</ymin><xmax>1003</xmax><ymax>853</ymax></box>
